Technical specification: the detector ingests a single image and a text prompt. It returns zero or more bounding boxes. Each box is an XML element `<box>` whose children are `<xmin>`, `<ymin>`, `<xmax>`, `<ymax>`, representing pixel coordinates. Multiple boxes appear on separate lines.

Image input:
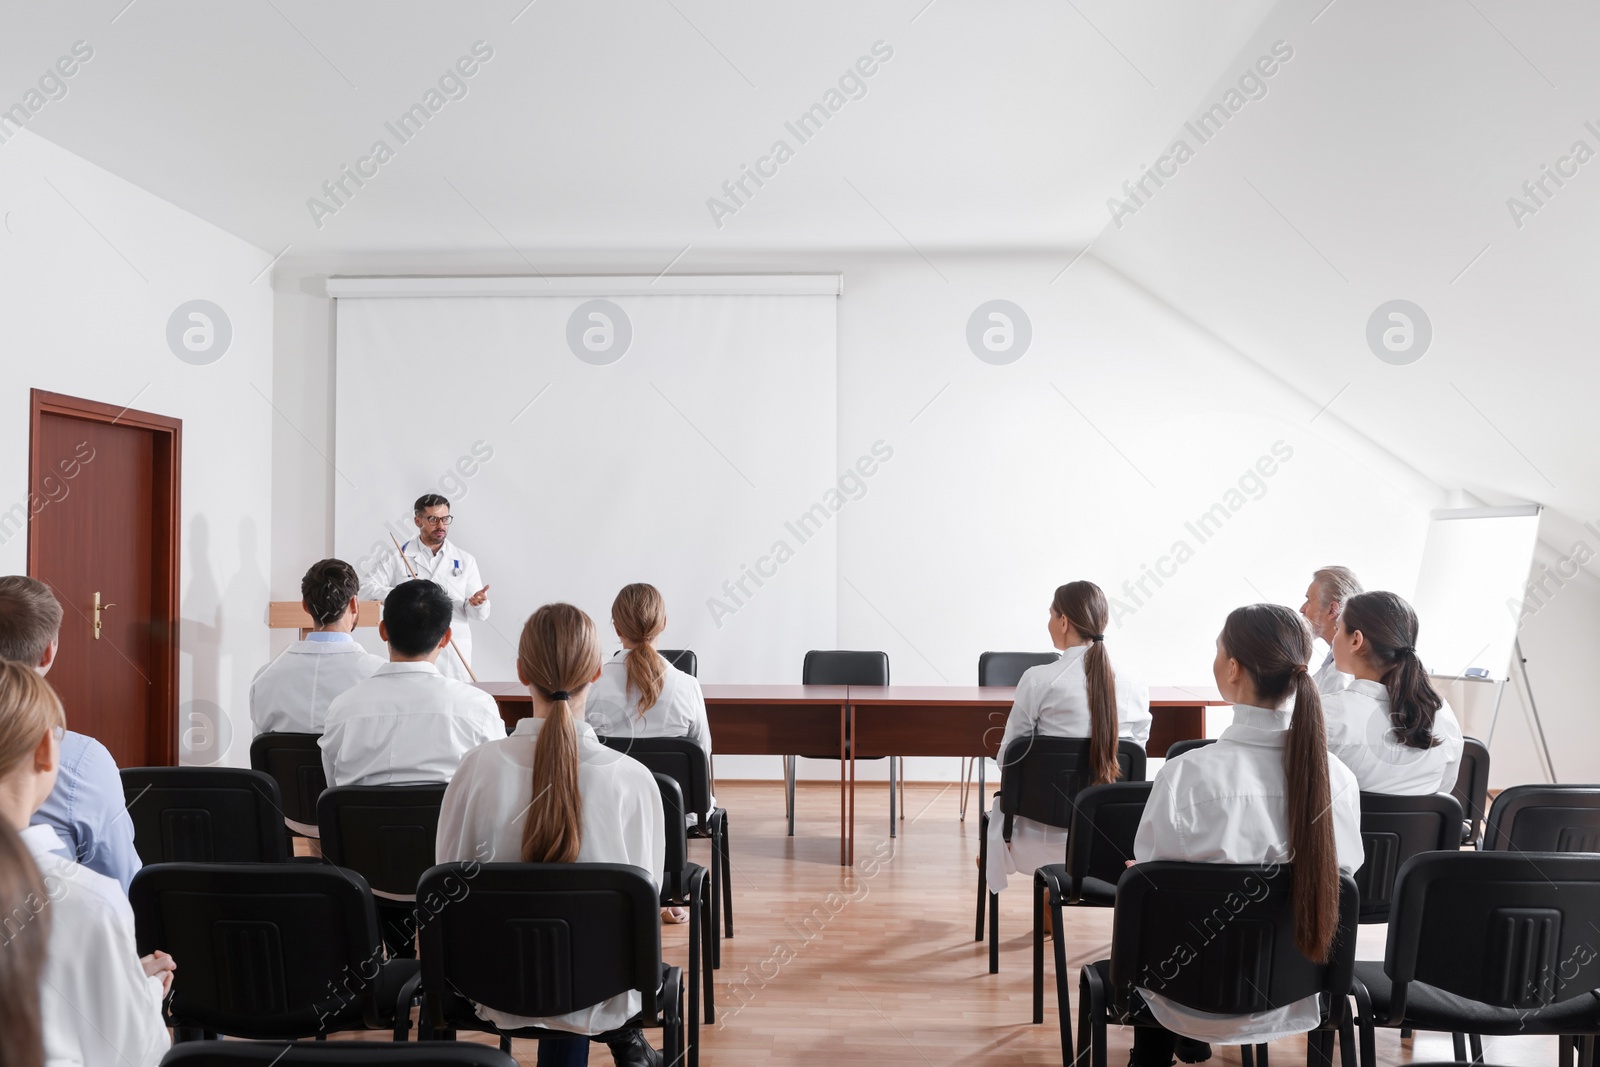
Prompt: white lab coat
<box><xmin>320</xmin><ymin>661</ymin><xmax>505</xmax><ymax>787</ymax></box>
<box><xmin>249</xmin><ymin>634</ymin><xmax>386</xmax><ymax>735</ymax></box>
<box><xmin>585</xmin><ymin>650</ymin><xmax>715</xmax><ymax>819</ymax></box>
<box><xmin>1132</xmin><ymin>704</ymin><xmax>1364</xmax><ymax>1045</ymax></box>
<box><xmin>23</xmin><ymin>824</ymin><xmax>169</xmax><ymax>1067</ymax></box>
<box><xmin>1323</xmin><ymin>679</ymin><xmax>1464</xmax><ymax>796</ymax></box>
<box><xmin>362</xmin><ymin>537</ymin><xmax>488</xmax><ymax>683</ymax></box>
<box><xmin>436</xmin><ymin>715</ymin><xmax>666</xmax><ymax>1035</ymax></box>
<box><xmin>986</xmin><ymin>646</ymin><xmax>1151</xmax><ymax>891</ymax></box>
<box><xmin>1312</xmin><ymin>650</ymin><xmax>1352</xmax><ymax>696</ymax></box>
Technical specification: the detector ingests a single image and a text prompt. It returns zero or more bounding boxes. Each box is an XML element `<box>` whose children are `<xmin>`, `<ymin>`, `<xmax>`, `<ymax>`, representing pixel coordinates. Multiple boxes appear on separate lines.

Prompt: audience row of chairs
<box><xmin>129</xmin><ymin>860</ymin><xmax>691</xmax><ymax>1062</ymax></box>
<box><xmin>121</xmin><ymin>737</ymin><xmax>729</xmax><ymax>1065</ymax></box>
<box><xmin>989</xmin><ymin>738</ymin><xmax>1600</xmax><ymax>1067</ymax></box>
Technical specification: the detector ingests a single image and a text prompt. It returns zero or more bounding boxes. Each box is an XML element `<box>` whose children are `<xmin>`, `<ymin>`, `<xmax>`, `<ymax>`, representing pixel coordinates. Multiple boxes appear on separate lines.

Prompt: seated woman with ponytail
<box><xmin>436</xmin><ymin>604</ymin><xmax>666</xmax><ymax>1067</ymax></box>
<box><xmin>985</xmin><ymin>580</ymin><xmax>1150</xmax><ymax>892</ymax></box>
<box><xmin>585</xmin><ymin>583</ymin><xmax>713</xmax><ymax>813</ymax></box>
<box><xmin>1322</xmin><ymin>590</ymin><xmax>1464</xmax><ymax>795</ymax></box>
<box><xmin>1129</xmin><ymin>604</ymin><xmax>1363</xmax><ymax>1066</ymax></box>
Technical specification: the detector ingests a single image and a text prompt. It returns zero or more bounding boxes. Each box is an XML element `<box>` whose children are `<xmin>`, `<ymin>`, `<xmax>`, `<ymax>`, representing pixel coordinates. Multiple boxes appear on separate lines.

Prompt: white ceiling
<box><xmin>9</xmin><ymin>0</ymin><xmax>1600</xmax><ymax>530</ymax></box>
<box><xmin>5</xmin><ymin>0</ymin><xmax>1276</xmax><ymax>253</ymax></box>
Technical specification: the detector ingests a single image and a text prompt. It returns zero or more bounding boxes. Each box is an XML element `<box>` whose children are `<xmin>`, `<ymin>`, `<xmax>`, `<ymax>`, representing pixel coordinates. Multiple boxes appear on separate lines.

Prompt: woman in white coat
<box><xmin>584</xmin><ymin>583</ymin><xmax>713</xmax><ymax>808</ymax></box>
<box><xmin>986</xmin><ymin>580</ymin><xmax>1150</xmax><ymax>892</ymax></box>
<box><xmin>1322</xmin><ymin>591</ymin><xmax>1463</xmax><ymax>795</ymax></box>
<box><xmin>436</xmin><ymin>604</ymin><xmax>666</xmax><ymax>1067</ymax></box>
<box><xmin>0</xmin><ymin>662</ymin><xmax>173</xmax><ymax>1067</ymax></box>
<box><xmin>1130</xmin><ymin>604</ymin><xmax>1363</xmax><ymax>1066</ymax></box>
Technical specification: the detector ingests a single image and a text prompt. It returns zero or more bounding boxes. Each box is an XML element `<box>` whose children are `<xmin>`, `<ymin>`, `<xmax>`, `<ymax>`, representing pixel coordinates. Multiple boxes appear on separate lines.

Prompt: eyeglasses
<box><xmin>420</xmin><ymin>515</ymin><xmax>453</xmax><ymax>526</ymax></box>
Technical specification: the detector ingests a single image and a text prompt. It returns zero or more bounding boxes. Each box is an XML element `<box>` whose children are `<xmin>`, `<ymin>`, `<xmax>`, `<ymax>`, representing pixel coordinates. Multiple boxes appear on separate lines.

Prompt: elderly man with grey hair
<box><xmin>1299</xmin><ymin>565</ymin><xmax>1364</xmax><ymax>694</ymax></box>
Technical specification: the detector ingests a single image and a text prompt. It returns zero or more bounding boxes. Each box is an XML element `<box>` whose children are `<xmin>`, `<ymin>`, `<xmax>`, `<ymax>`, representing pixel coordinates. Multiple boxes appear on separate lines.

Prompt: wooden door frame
<box><xmin>27</xmin><ymin>388</ymin><xmax>182</xmax><ymax>766</ymax></box>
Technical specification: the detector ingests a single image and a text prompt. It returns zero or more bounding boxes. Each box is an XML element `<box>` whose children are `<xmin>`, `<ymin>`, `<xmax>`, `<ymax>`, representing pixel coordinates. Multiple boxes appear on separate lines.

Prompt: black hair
<box><xmin>301</xmin><ymin>559</ymin><xmax>361</xmax><ymax>627</ymax></box>
<box><xmin>384</xmin><ymin>579</ymin><xmax>454</xmax><ymax>656</ymax></box>
<box><xmin>1340</xmin><ymin>591</ymin><xmax>1442</xmax><ymax>750</ymax></box>
<box><xmin>414</xmin><ymin>493</ymin><xmax>450</xmax><ymax>514</ymax></box>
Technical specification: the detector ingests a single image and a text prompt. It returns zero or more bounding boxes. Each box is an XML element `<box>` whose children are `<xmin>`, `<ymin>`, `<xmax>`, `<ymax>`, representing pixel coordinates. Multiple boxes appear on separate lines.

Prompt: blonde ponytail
<box><xmin>612</xmin><ymin>583</ymin><xmax>668</xmax><ymax>716</ymax></box>
<box><xmin>517</xmin><ymin>604</ymin><xmax>601</xmax><ymax>864</ymax></box>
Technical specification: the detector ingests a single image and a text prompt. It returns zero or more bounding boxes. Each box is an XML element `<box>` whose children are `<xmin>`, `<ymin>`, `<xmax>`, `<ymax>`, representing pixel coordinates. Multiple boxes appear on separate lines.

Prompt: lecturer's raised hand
<box><xmin>469</xmin><ymin>585</ymin><xmax>490</xmax><ymax>607</ymax></box>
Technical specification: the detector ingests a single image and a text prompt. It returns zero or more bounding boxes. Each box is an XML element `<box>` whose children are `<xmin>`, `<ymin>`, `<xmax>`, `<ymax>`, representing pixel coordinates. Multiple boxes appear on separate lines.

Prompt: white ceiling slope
<box><xmin>3</xmin><ymin>0</ymin><xmax>1275</xmax><ymax>253</ymax></box>
<box><xmin>1091</xmin><ymin>0</ymin><xmax>1600</xmax><ymax>532</ymax></box>
<box><xmin>7</xmin><ymin>0</ymin><xmax>1599</xmax><ymax>548</ymax></box>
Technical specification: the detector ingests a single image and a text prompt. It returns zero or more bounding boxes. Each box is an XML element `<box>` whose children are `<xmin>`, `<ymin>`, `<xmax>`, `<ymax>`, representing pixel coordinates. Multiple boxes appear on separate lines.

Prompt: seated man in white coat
<box><xmin>250</xmin><ymin>558</ymin><xmax>386</xmax><ymax>735</ymax></box>
<box><xmin>1299</xmin><ymin>565</ymin><xmax>1363</xmax><ymax>694</ymax></box>
<box><xmin>320</xmin><ymin>579</ymin><xmax>504</xmax><ymax>788</ymax></box>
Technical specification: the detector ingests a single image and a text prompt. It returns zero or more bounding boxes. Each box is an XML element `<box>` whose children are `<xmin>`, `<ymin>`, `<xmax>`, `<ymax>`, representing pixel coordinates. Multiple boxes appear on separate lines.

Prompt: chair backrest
<box><xmin>802</xmin><ymin>650</ymin><xmax>889</xmax><ymax>686</ymax></box>
<box><xmin>1382</xmin><ymin>850</ymin><xmax>1600</xmax><ymax>1013</ymax></box>
<box><xmin>976</xmin><ymin>651</ymin><xmax>1059</xmax><ymax>687</ymax></box>
<box><xmin>159</xmin><ymin>1040</ymin><xmax>517</xmax><ymax>1066</ymax></box>
<box><xmin>652</xmin><ymin>772</ymin><xmax>692</xmax><ymax>900</ymax></box>
<box><xmin>1452</xmin><ymin>736</ymin><xmax>1491</xmax><ymax>844</ymax></box>
<box><xmin>596</xmin><ymin>736</ymin><xmax>713</xmax><ymax>818</ymax></box>
<box><xmin>120</xmin><ymin>767</ymin><xmax>289</xmax><ymax>864</ymax></box>
<box><xmin>250</xmin><ymin>732</ymin><xmax>328</xmax><ymax>829</ymax></box>
<box><xmin>1354</xmin><ymin>791</ymin><xmax>1462</xmax><ymax>922</ymax></box>
<box><xmin>998</xmin><ymin>736</ymin><xmax>1146</xmax><ymax>829</ymax></box>
<box><xmin>129</xmin><ymin>862</ymin><xmax>385</xmax><ymax>1038</ymax></box>
<box><xmin>1109</xmin><ymin>862</ymin><xmax>1359</xmax><ymax>1020</ymax></box>
<box><xmin>1163</xmin><ymin>737</ymin><xmax>1216</xmax><ymax>761</ymax></box>
<box><xmin>316</xmin><ymin>785</ymin><xmax>448</xmax><ymax>898</ymax></box>
<box><xmin>1484</xmin><ymin>784</ymin><xmax>1600</xmax><ymax>853</ymax></box>
<box><xmin>418</xmin><ymin>862</ymin><xmax>663</xmax><ymax>1027</ymax></box>
<box><xmin>1065</xmin><ymin>781</ymin><xmax>1154</xmax><ymax>898</ymax></box>
<box><xmin>658</xmin><ymin>649</ymin><xmax>698</xmax><ymax>677</ymax></box>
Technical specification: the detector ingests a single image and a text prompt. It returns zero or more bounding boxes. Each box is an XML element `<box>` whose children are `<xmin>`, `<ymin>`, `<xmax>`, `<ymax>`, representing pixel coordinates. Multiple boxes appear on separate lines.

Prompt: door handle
<box><xmin>93</xmin><ymin>591</ymin><xmax>115</xmax><ymax>640</ymax></box>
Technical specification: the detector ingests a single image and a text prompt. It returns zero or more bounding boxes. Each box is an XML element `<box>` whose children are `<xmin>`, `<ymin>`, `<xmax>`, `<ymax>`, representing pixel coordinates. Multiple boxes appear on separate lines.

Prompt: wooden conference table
<box><xmin>474</xmin><ymin>682</ymin><xmax>1227</xmax><ymax>866</ymax></box>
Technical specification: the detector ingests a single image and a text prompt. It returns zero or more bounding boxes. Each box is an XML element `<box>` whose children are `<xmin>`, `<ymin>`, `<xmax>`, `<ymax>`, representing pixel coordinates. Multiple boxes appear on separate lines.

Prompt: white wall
<box><xmin>271</xmin><ymin>249</ymin><xmax>1448</xmax><ymax>781</ymax></box>
<box><xmin>0</xmin><ymin>130</ymin><xmax>274</xmax><ymax>768</ymax></box>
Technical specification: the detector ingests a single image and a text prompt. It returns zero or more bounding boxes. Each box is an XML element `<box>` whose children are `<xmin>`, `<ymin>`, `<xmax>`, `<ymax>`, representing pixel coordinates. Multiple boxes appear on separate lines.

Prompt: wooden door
<box><xmin>28</xmin><ymin>390</ymin><xmax>180</xmax><ymax>767</ymax></box>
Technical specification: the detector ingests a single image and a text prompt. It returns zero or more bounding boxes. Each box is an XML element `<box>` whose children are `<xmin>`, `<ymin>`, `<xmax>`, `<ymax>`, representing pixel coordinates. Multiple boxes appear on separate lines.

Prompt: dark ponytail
<box><xmin>1339</xmin><ymin>591</ymin><xmax>1441</xmax><ymax>751</ymax></box>
<box><xmin>1053</xmin><ymin>581</ymin><xmax>1119</xmax><ymax>786</ymax></box>
<box><xmin>1220</xmin><ymin>604</ymin><xmax>1339</xmax><ymax>962</ymax></box>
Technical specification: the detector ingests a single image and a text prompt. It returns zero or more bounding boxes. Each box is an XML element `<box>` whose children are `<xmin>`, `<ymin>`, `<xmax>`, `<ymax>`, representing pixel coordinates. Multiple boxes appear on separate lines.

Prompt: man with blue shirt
<box><xmin>250</xmin><ymin>558</ymin><xmax>387</xmax><ymax>736</ymax></box>
<box><xmin>0</xmin><ymin>575</ymin><xmax>141</xmax><ymax>893</ymax></box>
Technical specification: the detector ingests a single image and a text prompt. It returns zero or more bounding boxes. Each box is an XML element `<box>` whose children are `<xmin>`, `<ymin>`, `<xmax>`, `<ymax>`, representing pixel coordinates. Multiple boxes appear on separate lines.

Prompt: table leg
<box><xmin>846</xmin><ymin>704</ymin><xmax>855</xmax><ymax>868</ymax></box>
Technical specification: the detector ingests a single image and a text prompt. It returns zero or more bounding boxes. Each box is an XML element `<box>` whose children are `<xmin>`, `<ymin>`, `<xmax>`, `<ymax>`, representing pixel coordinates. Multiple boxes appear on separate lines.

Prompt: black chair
<box><xmin>965</xmin><ymin>651</ymin><xmax>1061</xmax><ymax>818</ymax></box>
<box><xmin>251</xmin><ymin>732</ymin><xmax>328</xmax><ymax>838</ymax></box>
<box><xmin>653</xmin><ymin>773</ymin><xmax>715</xmax><ymax>1037</ymax></box>
<box><xmin>1034</xmin><ymin>781</ymin><xmax>1154</xmax><ymax>1038</ymax></box>
<box><xmin>129</xmin><ymin>862</ymin><xmax>419</xmax><ymax>1041</ymax></box>
<box><xmin>317</xmin><ymin>785</ymin><xmax>447</xmax><ymax>898</ymax></box>
<box><xmin>416</xmin><ymin>862</ymin><xmax>686</xmax><ymax>1065</ymax></box>
<box><xmin>120</xmin><ymin>767</ymin><xmax>290</xmax><ymax>864</ymax></box>
<box><xmin>1353</xmin><ymin>791</ymin><xmax>1461</xmax><ymax>924</ymax></box>
<box><xmin>1351</xmin><ymin>851</ymin><xmax>1600</xmax><ymax>1067</ymax></box>
<box><xmin>1451</xmin><ymin>737</ymin><xmax>1491</xmax><ymax>847</ymax></box>
<box><xmin>790</xmin><ymin>650</ymin><xmax>894</xmax><ymax>837</ymax></box>
<box><xmin>1483</xmin><ymin>784</ymin><xmax>1600</xmax><ymax>853</ymax></box>
<box><xmin>317</xmin><ymin>785</ymin><xmax>448</xmax><ymax>956</ymax></box>
<box><xmin>658</xmin><ymin>649</ymin><xmax>698</xmax><ymax>677</ymax></box>
<box><xmin>161</xmin><ymin>1041</ymin><xmax>516</xmax><ymax>1066</ymax></box>
<box><xmin>977</xmin><ymin>736</ymin><xmax>1146</xmax><ymax>974</ymax></box>
<box><xmin>1079</xmin><ymin>863</ymin><xmax>1361</xmax><ymax>1067</ymax></box>
<box><xmin>1162</xmin><ymin>737</ymin><xmax>1216</xmax><ymax>760</ymax></box>
<box><xmin>596</xmin><ymin>735</ymin><xmax>732</xmax><ymax>957</ymax></box>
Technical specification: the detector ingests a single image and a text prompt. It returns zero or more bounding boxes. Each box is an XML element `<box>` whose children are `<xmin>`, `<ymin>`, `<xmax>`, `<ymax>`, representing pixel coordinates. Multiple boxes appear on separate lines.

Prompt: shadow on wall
<box><xmin>179</xmin><ymin>516</ymin><xmax>266</xmax><ymax>765</ymax></box>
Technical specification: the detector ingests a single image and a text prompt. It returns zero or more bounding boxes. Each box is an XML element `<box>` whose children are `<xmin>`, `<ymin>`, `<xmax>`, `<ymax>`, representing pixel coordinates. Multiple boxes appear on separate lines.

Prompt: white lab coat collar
<box><xmin>20</xmin><ymin>822</ymin><xmax>69</xmax><ymax>859</ymax></box>
<box><xmin>404</xmin><ymin>536</ymin><xmax>453</xmax><ymax>560</ymax></box>
<box><xmin>1217</xmin><ymin>703</ymin><xmax>1294</xmax><ymax>747</ymax></box>
<box><xmin>512</xmin><ymin>713</ymin><xmax>600</xmax><ymax>746</ymax></box>
<box><xmin>374</xmin><ymin>660</ymin><xmax>443</xmax><ymax>677</ymax></box>
<box><xmin>1343</xmin><ymin>677</ymin><xmax>1387</xmax><ymax>699</ymax></box>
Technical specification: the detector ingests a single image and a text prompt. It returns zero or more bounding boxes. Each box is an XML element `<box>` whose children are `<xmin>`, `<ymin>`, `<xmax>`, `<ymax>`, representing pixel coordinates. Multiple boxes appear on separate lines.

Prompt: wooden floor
<box><xmin>336</xmin><ymin>781</ymin><xmax>1556</xmax><ymax>1066</ymax></box>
